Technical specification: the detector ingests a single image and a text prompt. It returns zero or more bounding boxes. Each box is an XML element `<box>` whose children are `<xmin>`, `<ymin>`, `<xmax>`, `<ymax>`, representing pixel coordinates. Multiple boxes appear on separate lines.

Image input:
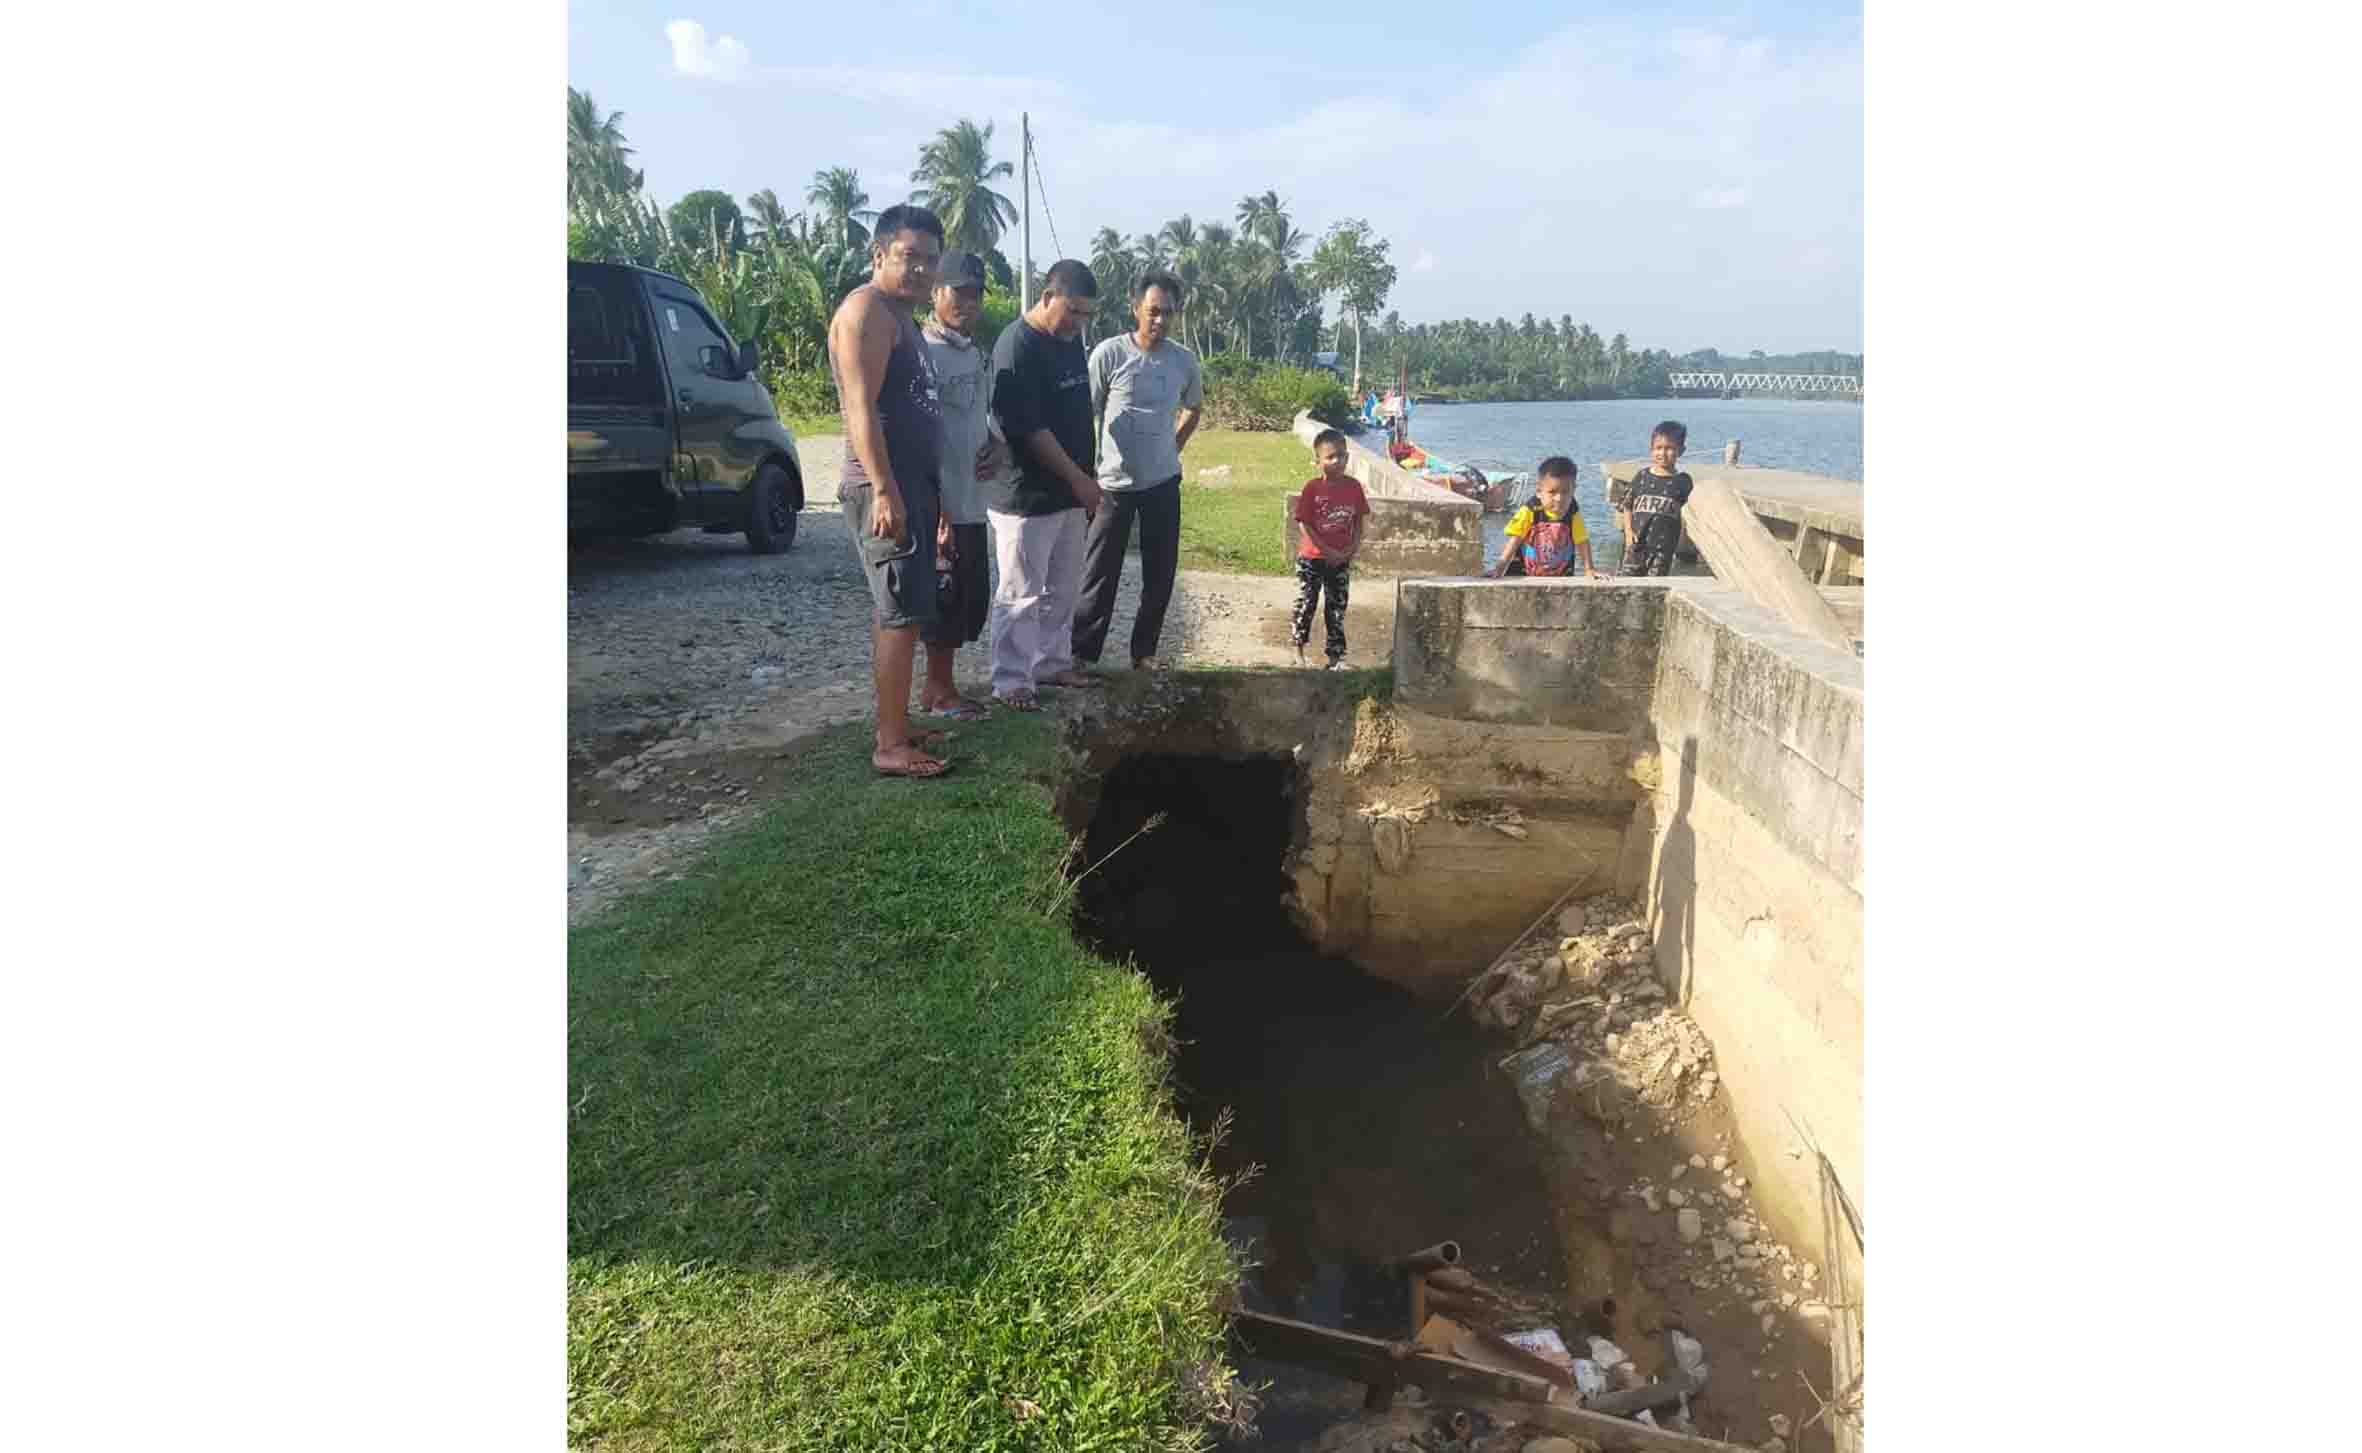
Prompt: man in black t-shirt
<box><xmin>1616</xmin><ymin>419</ymin><xmax>1694</xmax><ymax>577</ymax></box>
<box><xmin>984</xmin><ymin>260</ymin><xmax>1105</xmax><ymax>709</ymax></box>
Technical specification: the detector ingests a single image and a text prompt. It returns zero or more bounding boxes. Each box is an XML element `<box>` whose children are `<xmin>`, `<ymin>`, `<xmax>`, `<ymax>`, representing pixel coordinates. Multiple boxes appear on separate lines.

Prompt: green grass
<box><xmin>789</xmin><ymin>427</ymin><xmax>1318</xmax><ymax>579</ymax></box>
<box><xmin>1172</xmin><ymin>429</ymin><xmax>1318</xmax><ymax>578</ymax></box>
<box><xmin>569</xmin><ymin>713</ymin><xmax>1242</xmax><ymax>1452</ymax></box>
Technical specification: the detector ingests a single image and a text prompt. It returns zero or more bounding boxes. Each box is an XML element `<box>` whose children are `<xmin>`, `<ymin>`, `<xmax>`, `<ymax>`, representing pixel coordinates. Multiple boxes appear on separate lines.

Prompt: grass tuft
<box><xmin>570</xmin><ymin>713</ymin><xmax>1240</xmax><ymax>1451</ymax></box>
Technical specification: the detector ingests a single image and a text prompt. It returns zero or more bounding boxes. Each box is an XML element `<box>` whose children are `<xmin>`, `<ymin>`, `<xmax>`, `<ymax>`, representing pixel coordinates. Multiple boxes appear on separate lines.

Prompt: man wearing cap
<box><xmin>914</xmin><ymin>250</ymin><xmax>1004</xmax><ymax>720</ymax></box>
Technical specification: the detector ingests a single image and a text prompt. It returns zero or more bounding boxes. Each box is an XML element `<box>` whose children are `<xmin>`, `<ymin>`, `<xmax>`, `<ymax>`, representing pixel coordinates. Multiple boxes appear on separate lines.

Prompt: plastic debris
<box><xmin>1503</xmin><ymin>1327</ymin><xmax>1575</xmax><ymax>1373</ymax></box>
<box><xmin>1570</xmin><ymin>1358</ymin><xmax>1608</xmax><ymax>1399</ymax></box>
<box><xmin>1669</xmin><ymin>1329</ymin><xmax>1709</xmax><ymax>1387</ymax></box>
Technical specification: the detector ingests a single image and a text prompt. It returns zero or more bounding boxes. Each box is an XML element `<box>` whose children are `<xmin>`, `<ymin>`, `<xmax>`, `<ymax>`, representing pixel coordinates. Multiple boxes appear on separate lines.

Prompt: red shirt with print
<box><xmin>1295</xmin><ymin>476</ymin><xmax>1371</xmax><ymax>560</ymax></box>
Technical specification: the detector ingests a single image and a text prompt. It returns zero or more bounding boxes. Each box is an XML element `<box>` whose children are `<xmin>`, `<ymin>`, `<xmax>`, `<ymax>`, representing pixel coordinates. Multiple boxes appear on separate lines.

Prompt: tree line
<box><xmin>565</xmin><ymin>88</ymin><xmax>1858</xmax><ymax>417</ymax></box>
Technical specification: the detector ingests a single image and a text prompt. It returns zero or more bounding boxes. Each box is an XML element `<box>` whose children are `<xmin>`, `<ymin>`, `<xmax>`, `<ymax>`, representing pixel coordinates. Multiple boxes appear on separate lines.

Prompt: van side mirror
<box><xmin>736</xmin><ymin>340</ymin><xmax>759</xmax><ymax>378</ymax></box>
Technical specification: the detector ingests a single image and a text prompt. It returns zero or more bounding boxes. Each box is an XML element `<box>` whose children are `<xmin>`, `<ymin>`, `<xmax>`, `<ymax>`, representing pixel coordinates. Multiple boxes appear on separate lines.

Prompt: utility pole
<box><xmin>1020</xmin><ymin>112</ymin><xmax>1032</xmax><ymax>314</ymax></box>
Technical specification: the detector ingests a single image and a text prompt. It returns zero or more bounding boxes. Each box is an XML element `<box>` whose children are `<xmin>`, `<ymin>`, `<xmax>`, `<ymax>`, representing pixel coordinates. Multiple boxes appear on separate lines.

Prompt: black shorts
<box><xmin>841</xmin><ymin>483</ymin><xmax>940</xmax><ymax>629</ymax></box>
<box><xmin>923</xmin><ymin>522</ymin><xmax>989</xmax><ymax>646</ymax></box>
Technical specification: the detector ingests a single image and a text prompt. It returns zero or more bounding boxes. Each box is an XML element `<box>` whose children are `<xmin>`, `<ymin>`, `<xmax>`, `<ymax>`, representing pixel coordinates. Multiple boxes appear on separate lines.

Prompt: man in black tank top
<box><xmin>829</xmin><ymin>204</ymin><xmax>952</xmax><ymax>778</ymax></box>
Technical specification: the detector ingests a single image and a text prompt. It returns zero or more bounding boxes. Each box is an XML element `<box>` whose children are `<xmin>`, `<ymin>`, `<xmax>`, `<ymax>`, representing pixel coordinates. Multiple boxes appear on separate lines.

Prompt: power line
<box><xmin>1026</xmin><ymin>131</ymin><xmax>1063</xmax><ymax>259</ymax></box>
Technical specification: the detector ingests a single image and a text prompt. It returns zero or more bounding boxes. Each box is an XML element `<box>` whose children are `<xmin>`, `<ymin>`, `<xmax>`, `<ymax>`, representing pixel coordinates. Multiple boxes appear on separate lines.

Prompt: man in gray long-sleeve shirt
<box><xmin>1072</xmin><ymin>269</ymin><xmax>1202</xmax><ymax>671</ymax></box>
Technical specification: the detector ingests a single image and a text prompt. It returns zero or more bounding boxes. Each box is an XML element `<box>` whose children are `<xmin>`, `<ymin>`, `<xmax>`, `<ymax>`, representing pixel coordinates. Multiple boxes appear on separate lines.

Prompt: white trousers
<box><xmin>986</xmin><ymin>507</ymin><xmax>1086</xmax><ymax>696</ymax></box>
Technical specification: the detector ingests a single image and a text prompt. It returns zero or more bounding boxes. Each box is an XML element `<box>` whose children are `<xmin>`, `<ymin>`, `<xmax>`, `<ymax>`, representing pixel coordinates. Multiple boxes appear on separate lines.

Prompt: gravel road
<box><xmin>567</xmin><ymin>434</ymin><xmax>1399</xmax><ymax>920</ymax></box>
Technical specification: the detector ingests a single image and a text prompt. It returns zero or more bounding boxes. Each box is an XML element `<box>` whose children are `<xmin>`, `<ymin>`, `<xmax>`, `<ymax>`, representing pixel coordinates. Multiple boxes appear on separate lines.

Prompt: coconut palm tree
<box><xmin>805</xmin><ymin>167</ymin><xmax>876</xmax><ymax>251</ymax></box>
<box><xmin>566</xmin><ymin>88</ymin><xmax>636</xmax><ymax>203</ymax></box>
<box><xmin>1158</xmin><ymin>214</ymin><xmax>1198</xmax><ymax>261</ymax></box>
<box><xmin>745</xmin><ymin>189</ymin><xmax>792</xmax><ymax>246</ymax></box>
<box><xmin>1184</xmin><ymin>223</ymin><xmax>1237</xmax><ymax>355</ymax></box>
<box><xmin>1258</xmin><ymin>223</ymin><xmax>1308</xmax><ymax>363</ymax></box>
<box><xmin>909</xmin><ymin>119</ymin><xmax>1018</xmax><ymax>254</ymax></box>
<box><xmin>1088</xmin><ymin>228</ymin><xmax>1137</xmax><ymax>344</ymax></box>
<box><xmin>1236</xmin><ymin>189</ymin><xmax>1289</xmax><ymax>252</ymax></box>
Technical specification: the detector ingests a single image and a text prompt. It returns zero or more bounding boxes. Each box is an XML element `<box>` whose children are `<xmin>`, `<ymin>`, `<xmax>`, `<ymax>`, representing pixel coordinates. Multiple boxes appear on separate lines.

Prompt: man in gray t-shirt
<box><xmin>1072</xmin><ymin>270</ymin><xmax>1203</xmax><ymax>671</ymax></box>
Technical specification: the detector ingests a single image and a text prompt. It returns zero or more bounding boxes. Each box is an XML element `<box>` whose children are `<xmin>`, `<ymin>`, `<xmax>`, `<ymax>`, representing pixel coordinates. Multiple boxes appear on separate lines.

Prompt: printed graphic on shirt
<box><xmin>1296</xmin><ymin>477</ymin><xmax>1370</xmax><ymax>558</ymax></box>
<box><xmin>1626</xmin><ymin>471</ymin><xmax>1693</xmax><ymax>553</ymax></box>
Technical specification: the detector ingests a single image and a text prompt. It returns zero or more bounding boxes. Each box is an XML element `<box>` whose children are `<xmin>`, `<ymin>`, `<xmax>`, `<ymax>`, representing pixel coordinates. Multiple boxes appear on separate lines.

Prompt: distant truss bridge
<box><xmin>1667</xmin><ymin>372</ymin><xmax>1861</xmax><ymax>394</ymax></box>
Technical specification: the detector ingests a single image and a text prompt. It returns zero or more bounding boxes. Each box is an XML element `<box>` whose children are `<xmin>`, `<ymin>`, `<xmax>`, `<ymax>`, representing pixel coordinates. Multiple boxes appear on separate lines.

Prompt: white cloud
<box><xmin>637</xmin><ymin>14</ymin><xmax>1858</xmax><ymax>347</ymax></box>
<box><xmin>665</xmin><ymin>19</ymin><xmax>752</xmax><ymax>83</ymax></box>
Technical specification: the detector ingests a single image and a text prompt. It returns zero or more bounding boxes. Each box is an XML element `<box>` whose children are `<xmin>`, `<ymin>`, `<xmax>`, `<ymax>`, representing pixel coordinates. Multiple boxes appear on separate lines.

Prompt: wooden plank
<box><xmin>1233</xmin><ymin>1311</ymin><xmax>1757</xmax><ymax>1453</ymax></box>
<box><xmin>1228</xmin><ymin>1309</ymin><xmax>1556</xmax><ymax>1405</ymax></box>
<box><xmin>1457</xmin><ymin>1394</ymin><xmax>1757</xmax><ymax>1453</ymax></box>
<box><xmin>1677</xmin><ymin>474</ymin><xmax>1855</xmax><ymax>651</ymax></box>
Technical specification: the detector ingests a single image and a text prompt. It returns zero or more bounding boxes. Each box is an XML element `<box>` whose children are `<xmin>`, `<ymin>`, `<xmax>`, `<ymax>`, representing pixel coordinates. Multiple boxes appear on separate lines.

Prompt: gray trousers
<box><xmin>1072</xmin><ymin>476</ymin><xmax>1182</xmax><ymax>664</ymax></box>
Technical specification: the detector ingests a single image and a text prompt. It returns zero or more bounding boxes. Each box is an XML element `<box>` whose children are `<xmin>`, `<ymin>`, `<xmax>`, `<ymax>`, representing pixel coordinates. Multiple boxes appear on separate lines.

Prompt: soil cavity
<box><xmin>1076</xmin><ymin>754</ymin><xmax>1569</xmax><ymax>1446</ymax></box>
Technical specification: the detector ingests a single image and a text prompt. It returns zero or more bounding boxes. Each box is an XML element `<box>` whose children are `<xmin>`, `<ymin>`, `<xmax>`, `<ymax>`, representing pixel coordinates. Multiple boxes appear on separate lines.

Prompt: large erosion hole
<box><xmin>1073</xmin><ymin>754</ymin><xmax>1572</xmax><ymax>1444</ymax></box>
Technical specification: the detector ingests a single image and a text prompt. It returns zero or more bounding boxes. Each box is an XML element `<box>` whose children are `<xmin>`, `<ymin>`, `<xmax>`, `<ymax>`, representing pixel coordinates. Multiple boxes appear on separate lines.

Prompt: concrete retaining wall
<box><xmin>1391</xmin><ymin>575</ymin><xmax>1863</xmax><ymax>1305</ymax></box>
<box><xmin>1278</xmin><ymin>496</ymin><xmax>1485</xmax><ymax>577</ymax></box>
<box><xmin>1631</xmin><ymin>586</ymin><xmax>1862</xmax><ymax>1271</ymax></box>
<box><xmin>1392</xmin><ymin>579</ymin><xmax>1675</xmax><ymax>730</ymax></box>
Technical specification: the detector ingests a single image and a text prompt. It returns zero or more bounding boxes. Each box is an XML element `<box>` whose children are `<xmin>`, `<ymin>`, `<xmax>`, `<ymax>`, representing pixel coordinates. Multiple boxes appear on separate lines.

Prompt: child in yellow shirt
<box><xmin>1487</xmin><ymin>456</ymin><xmax>1600</xmax><ymax>579</ymax></box>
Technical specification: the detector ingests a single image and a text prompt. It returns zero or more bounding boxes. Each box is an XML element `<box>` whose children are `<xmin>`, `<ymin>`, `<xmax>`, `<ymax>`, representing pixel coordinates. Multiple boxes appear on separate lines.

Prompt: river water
<box><xmin>1389</xmin><ymin>398</ymin><xmax>1863</xmax><ymax>570</ymax></box>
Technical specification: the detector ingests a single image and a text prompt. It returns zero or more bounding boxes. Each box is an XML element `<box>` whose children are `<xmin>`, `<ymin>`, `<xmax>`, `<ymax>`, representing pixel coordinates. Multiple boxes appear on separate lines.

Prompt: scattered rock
<box><xmin>1710</xmin><ymin>1154</ymin><xmax>1728</xmax><ymax>1172</ymax></box>
<box><xmin>1640</xmin><ymin>1186</ymin><xmax>1662</xmax><ymax>1211</ymax></box>
<box><xmin>1711</xmin><ymin>1238</ymin><xmax>1734</xmax><ymax>1262</ymax></box>
<box><xmin>1690</xmin><ymin>1154</ymin><xmax>1707</xmax><ymax>1169</ymax></box>
<box><xmin>1676</xmin><ymin>1209</ymin><xmax>1702</xmax><ymax>1243</ymax></box>
<box><xmin>1670</xmin><ymin>1164</ymin><xmax>1687</xmax><ymax>1179</ymax></box>
<box><xmin>1523</xmin><ymin>1439</ymin><xmax>1596</xmax><ymax>1453</ymax></box>
<box><xmin>1761</xmin><ymin>1440</ymin><xmax>1787</xmax><ymax>1453</ymax></box>
<box><xmin>1557</xmin><ymin>905</ymin><xmax>1587</xmax><ymax>937</ymax></box>
<box><xmin>1666</xmin><ymin>1189</ymin><xmax>1687</xmax><ymax>1208</ymax></box>
<box><xmin>1770</xmin><ymin>1414</ymin><xmax>1793</xmax><ymax>1438</ymax></box>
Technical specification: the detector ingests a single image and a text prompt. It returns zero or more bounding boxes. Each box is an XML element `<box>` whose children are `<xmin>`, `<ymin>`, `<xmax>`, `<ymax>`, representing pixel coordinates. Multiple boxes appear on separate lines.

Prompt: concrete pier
<box><xmin>1605</xmin><ymin>459</ymin><xmax>1864</xmax><ymax>587</ymax></box>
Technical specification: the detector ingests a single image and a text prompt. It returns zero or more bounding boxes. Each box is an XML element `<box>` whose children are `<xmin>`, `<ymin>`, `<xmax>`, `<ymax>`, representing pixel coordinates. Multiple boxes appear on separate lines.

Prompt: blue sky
<box><xmin>567</xmin><ymin>2</ymin><xmax>1861</xmax><ymax>353</ymax></box>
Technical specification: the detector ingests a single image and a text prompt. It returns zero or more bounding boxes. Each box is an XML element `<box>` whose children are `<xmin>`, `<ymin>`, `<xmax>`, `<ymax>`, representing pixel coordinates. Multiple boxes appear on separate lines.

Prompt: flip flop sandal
<box><xmin>873</xmin><ymin>747</ymin><xmax>953</xmax><ymax>779</ymax></box>
<box><xmin>918</xmin><ymin>698</ymin><xmax>992</xmax><ymax>722</ymax></box>
<box><xmin>992</xmin><ymin>690</ymin><xmax>1042</xmax><ymax>713</ymax></box>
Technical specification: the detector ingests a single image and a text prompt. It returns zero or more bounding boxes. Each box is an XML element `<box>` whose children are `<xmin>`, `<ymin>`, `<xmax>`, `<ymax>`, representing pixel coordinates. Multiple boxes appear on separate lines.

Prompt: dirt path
<box><xmin>568</xmin><ymin>436</ymin><xmax>1402</xmax><ymax>921</ymax></box>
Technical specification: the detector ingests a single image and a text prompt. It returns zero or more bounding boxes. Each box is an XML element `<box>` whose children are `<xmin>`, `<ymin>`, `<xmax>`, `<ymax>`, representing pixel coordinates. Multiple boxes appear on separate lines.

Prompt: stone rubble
<box><xmin>1471</xmin><ymin>893</ymin><xmax>1831</xmax><ymax>1453</ymax></box>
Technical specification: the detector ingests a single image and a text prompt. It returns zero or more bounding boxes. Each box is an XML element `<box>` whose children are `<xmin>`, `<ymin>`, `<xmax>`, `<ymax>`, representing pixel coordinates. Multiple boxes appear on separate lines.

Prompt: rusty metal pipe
<box><xmin>1390</xmin><ymin>1240</ymin><xmax>1462</xmax><ymax>1273</ymax></box>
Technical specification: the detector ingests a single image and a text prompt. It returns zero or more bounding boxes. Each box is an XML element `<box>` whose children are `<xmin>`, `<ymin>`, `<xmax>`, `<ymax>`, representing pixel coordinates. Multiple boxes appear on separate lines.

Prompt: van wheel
<box><xmin>746</xmin><ymin>461</ymin><xmax>798</xmax><ymax>554</ymax></box>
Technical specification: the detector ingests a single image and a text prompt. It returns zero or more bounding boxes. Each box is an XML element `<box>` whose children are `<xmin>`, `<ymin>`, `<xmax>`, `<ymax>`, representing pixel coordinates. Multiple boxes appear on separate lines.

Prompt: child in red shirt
<box><xmin>1291</xmin><ymin>428</ymin><xmax>1371</xmax><ymax>668</ymax></box>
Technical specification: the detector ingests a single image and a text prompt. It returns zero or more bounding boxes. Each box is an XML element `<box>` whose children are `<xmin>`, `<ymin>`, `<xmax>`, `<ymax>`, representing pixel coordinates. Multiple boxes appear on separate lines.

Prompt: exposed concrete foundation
<box><xmin>1389</xmin><ymin>578</ymin><xmax>1861</xmax><ymax>1257</ymax></box>
<box><xmin>1056</xmin><ymin>578</ymin><xmax>1861</xmax><ymax>1370</ymax></box>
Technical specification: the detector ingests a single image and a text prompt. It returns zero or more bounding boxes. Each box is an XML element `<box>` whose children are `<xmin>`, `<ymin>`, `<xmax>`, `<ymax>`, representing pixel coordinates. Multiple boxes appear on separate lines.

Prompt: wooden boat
<box><xmin>1391</xmin><ymin>440</ymin><xmax>1511</xmax><ymax>512</ymax></box>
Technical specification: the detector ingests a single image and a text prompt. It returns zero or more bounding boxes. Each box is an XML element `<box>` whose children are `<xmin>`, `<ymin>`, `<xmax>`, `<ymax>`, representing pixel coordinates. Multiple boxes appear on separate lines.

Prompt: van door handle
<box><xmin>678</xmin><ymin>388</ymin><xmax>695</xmax><ymax>403</ymax></box>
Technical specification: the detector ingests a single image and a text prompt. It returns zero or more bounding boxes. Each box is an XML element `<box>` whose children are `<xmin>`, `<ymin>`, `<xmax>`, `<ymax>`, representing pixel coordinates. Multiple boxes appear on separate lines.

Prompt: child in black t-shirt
<box><xmin>1615</xmin><ymin>420</ymin><xmax>1693</xmax><ymax>577</ymax></box>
